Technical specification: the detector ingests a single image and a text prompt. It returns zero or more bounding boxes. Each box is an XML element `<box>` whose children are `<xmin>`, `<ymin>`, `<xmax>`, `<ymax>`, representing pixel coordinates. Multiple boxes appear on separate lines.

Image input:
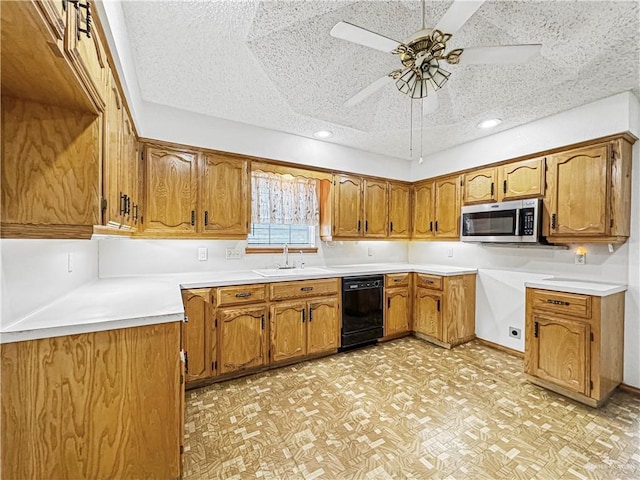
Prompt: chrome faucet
<box><xmin>279</xmin><ymin>243</ymin><xmax>295</xmax><ymax>269</ymax></box>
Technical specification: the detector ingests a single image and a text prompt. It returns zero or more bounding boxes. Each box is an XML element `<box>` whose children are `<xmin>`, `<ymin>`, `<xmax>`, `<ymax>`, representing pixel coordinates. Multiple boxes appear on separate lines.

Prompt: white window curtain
<box><xmin>251</xmin><ymin>171</ymin><xmax>319</xmax><ymax>226</ymax></box>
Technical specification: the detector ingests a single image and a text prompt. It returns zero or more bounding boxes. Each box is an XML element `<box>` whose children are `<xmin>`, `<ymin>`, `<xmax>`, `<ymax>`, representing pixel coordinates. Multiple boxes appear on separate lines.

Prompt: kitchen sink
<box><xmin>252</xmin><ymin>267</ymin><xmax>335</xmax><ymax>278</ymax></box>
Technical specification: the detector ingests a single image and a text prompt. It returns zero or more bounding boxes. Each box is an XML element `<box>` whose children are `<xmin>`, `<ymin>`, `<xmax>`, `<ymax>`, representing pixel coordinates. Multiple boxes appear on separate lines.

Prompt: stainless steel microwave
<box><xmin>460</xmin><ymin>199</ymin><xmax>542</xmax><ymax>243</ymax></box>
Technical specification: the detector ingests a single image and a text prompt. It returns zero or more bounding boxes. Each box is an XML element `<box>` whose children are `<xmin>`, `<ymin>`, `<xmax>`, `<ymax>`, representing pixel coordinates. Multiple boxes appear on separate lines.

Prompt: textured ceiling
<box><xmin>121</xmin><ymin>0</ymin><xmax>639</xmax><ymax>160</ymax></box>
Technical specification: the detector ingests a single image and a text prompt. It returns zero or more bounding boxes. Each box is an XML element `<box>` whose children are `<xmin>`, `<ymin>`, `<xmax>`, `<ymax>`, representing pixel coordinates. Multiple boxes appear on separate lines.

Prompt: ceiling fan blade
<box><xmin>423</xmin><ymin>93</ymin><xmax>439</xmax><ymax>115</ymax></box>
<box><xmin>458</xmin><ymin>44</ymin><xmax>542</xmax><ymax>64</ymax></box>
<box><xmin>344</xmin><ymin>75</ymin><xmax>393</xmax><ymax>107</ymax></box>
<box><xmin>330</xmin><ymin>21</ymin><xmax>400</xmax><ymax>53</ymax></box>
<box><xmin>435</xmin><ymin>0</ymin><xmax>485</xmax><ymax>35</ymax></box>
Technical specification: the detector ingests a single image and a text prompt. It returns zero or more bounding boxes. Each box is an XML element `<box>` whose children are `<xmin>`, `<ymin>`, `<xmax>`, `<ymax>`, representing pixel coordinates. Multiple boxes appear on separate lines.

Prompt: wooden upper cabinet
<box><xmin>463</xmin><ymin>168</ymin><xmax>497</xmax><ymax>204</ymax></box>
<box><xmin>65</xmin><ymin>1</ymin><xmax>107</xmax><ymax>111</ymax></box>
<box><xmin>103</xmin><ymin>71</ymin><xmax>124</xmax><ymax>227</ymax></box>
<box><xmin>433</xmin><ymin>175</ymin><xmax>461</xmax><ymax>239</ymax></box>
<box><xmin>121</xmin><ymin>112</ymin><xmax>140</xmax><ymax>227</ymax></box>
<box><xmin>363</xmin><ymin>179</ymin><xmax>387</xmax><ymax>237</ymax></box>
<box><xmin>143</xmin><ymin>146</ymin><xmax>199</xmax><ymax>235</ymax></box>
<box><xmin>36</xmin><ymin>0</ymin><xmax>67</xmax><ymax>43</ymax></box>
<box><xmin>333</xmin><ymin>174</ymin><xmax>362</xmax><ymax>237</ymax></box>
<box><xmin>200</xmin><ymin>153</ymin><xmax>249</xmax><ymax>236</ymax></box>
<box><xmin>388</xmin><ymin>182</ymin><xmax>411</xmax><ymax>238</ymax></box>
<box><xmin>545</xmin><ymin>144</ymin><xmax>610</xmax><ymax>238</ymax></box>
<box><xmin>412</xmin><ymin>181</ymin><xmax>435</xmax><ymax>239</ymax></box>
<box><xmin>497</xmin><ymin>157</ymin><xmax>545</xmax><ymax>201</ymax></box>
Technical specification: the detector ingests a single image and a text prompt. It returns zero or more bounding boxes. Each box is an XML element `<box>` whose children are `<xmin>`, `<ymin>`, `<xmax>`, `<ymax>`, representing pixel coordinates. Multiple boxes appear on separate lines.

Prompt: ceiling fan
<box><xmin>330</xmin><ymin>0</ymin><xmax>542</xmax><ymax>113</ymax></box>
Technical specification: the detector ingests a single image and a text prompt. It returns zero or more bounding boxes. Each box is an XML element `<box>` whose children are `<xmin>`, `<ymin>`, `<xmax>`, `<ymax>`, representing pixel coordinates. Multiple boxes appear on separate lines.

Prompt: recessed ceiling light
<box><xmin>477</xmin><ymin>118</ymin><xmax>502</xmax><ymax>129</ymax></box>
<box><xmin>313</xmin><ymin>130</ymin><xmax>333</xmax><ymax>138</ymax></box>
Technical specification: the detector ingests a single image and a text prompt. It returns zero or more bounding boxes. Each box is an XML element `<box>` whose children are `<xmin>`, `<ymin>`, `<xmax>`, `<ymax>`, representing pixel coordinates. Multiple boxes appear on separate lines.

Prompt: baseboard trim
<box><xmin>475</xmin><ymin>337</ymin><xmax>524</xmax><ymax>358</ymax></box>
<box><xmin>619</xmin><ymin>383</ymin><xmax>640</xmax><ymax>397</ymax></box>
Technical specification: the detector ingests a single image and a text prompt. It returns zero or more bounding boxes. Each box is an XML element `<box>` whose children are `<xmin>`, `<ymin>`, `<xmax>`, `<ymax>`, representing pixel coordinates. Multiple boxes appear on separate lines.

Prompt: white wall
<box><xmin>98</xmin><ymin>238</ymin><xmax>408</xmax><ymax>277</ymax></box>
<box><xmin>139</xmin><ymin>101</ymin><xmax>412</xmax><ymax>181</ymax></box>
<box><xmin>0</xmin><ymin>240</ymin><xmax>99</xmax><ymax>328</ymax></box>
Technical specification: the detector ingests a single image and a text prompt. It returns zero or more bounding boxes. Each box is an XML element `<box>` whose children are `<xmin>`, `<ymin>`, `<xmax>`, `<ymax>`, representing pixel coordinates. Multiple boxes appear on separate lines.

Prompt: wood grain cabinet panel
<box><xmin>143</xmin><ymin>145</ymin><xmax>199</xmax><ymax>235</ymax></box>
<box><xmin>363</xmin><ymin>178</ymin><xmax>387</xmax><ymax>237</ymax></box>
<box><xmin>497</xmin><ymin>157</ymin><xmax>545</xmax><ymax>201</ymax></box>
<box><xmin>463</xmin><ymin>167</ymin><xmax>497</xmax><ymax>204</ymax></box>
<box><xmin>524</xmin><ymin>287</ymin><xmax>625</xmax><ymax>407</ymax></box>
<box><xmin>36</xmin><ymin>0</ymin><xmax>67</xmax><ymax>43</ymax></box>
<box><xmin>270</xmin><ymin>302</ymin><xmax>307</xmax><ymax>363</ymax></box>
<box><xmin>333</xmin><ymin>174</ymin><xmax>362</xmax><ymax>237</ymax></box>
<box><xmin>218</xmin><ymin>306</ymin><xmax>267</xmax><ymax>375</ymax></box>
<box><xmin>0</xmin><ymin>323</ymin><xmax>182</xmax><ymax>480</ymax></box>
<box><xmin>307</xmin><ymin>297</ymin><xmax>340</xmax><ymax>355</ymax></box>
<box><xmin>200</xmin><ymin>153</ymin><xmax>250</xmax><ymax>236</ymax></box>
<box><xmin>412</xmin><ymin>175</ymin><xmax>461</xmax><ymax>240</ymax></box>
<box><xmin>385</xmin><ymin>288</ymin><xmax>411</xmax><ymax>337</ymax></box>
<box><xmin>413</xmin><ymin>273</ymin><xmax>476</xmax><ymax>348</ymax></box>
<box><xmin>121</xmin><ymin>111</ymin><xmax>140</xmax><ymax>227</ymax></box>
<box><xmin>182</xmin><ymin>288</ymin><xmax>215</xmax><ymax>383</ymax></box>
<box><xmin>388</xmin><ymin>182</ymin><xmax>411</xmax><ymax>238</ymax></box>
<box><xmin>103</xmin><ymin>70</ymin><xmax>125</xmax><ymax>227</ymax></box>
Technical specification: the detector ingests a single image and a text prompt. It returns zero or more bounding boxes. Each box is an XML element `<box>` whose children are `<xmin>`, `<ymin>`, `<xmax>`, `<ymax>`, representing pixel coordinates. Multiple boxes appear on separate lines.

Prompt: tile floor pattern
<box><xmin>183</xmin><ymin>338</ymin><xmax>640</xmax><ymax>479</ymax></box>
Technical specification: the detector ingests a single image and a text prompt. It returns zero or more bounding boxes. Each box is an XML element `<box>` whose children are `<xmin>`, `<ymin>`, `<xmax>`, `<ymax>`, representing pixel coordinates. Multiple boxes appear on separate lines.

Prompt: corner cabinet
<box><xmin>388</xmin><ymin>182</ymin><xmax>412</xmax><ymax>239</ymax></box>
<box><xmin>141</xmin><ymin>144</ymin><xmax>250</xmax><ymax>238</ymax></box>
<box><xmin>413</xmin><ymin>273</ymin><xmax>476</xmax><ymax>348</ymax></box>
<box><xmin>412</xmin><ymin>175</ymin><xmax>461</xmax><ymax>240</ymax></box>
<box><xmin>524</xmin><ymin>287</ymin><xmax>625</xmax><ymax>407</ymax></box>
<box><xmin>543</xmin><ymin>136</ymin><xmax>633</xmax><ymax>243</ymax></box>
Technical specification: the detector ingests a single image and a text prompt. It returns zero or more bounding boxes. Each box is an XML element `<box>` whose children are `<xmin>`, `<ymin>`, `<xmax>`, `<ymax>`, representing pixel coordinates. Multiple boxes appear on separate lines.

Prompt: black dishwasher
<box><xmin>341</xmin><ymin>275</ymin><xmax>384</xmax><ymax>350</ymax></box>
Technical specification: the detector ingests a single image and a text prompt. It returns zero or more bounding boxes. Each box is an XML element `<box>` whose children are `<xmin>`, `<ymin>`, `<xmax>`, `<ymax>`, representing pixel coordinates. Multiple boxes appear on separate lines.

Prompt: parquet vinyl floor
<box><xmin>183</xmin><ymin>338</ymin><xmax>640</xmax><ymax>479</ymax></box>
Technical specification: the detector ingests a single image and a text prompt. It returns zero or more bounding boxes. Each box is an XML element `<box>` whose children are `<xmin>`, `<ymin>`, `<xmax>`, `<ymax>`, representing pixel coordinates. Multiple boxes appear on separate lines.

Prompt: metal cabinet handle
<box><xmin>204</xmin><ymin>211</ymin><xmax>209</xmax><ymax>226</ymax></box>
<box><xmin>390</xmin><ymin>222</ymin><xmax>393</xmax><ymax>232</ymax></box>
<box><xmin>309</xmin><ymin>308</ymin><xmax>313</xmax><ymax>322</ymax></box>
<box><xmin>365</xmin><ymin>220</ymin><xmax>369</xmax><ymax>232</ymax></box>
<box><xmin>551</xmin><ymin>213</ymin><xmax>557</xmax><ymax>230</ymax></box>
<box><xmin>301</xmin><ymin>287</ymin><xmax>314</xmax><ymax>292</ymax></box>
<box><xmin>503</xmin><ymin>180</ymin><xmax>507</xmax><ymax>194</ymax></box>
<box><xmin>301</xmin><ymin>309</ymin><xmax>305</xmax><ymax>323</ymax></box>
<box><xmin>261</xmin><ymin>315</ymin><xmax>265</xmax><ymax>329</ymax></box>
<box><xmin>75</xmin><ymin>1</ymin><xmax>92</xmax><ymax>40</ymax></box>
<box><xmin>425</xmin><ymin>279</ymin><xmax>434</xmax><ymax>284</ymax></box>
<box><xmin>132</xmin><ymin>204</ymin><xmax>139</xmax><ymax>222</ymax></box>
<box><xmin>490</xmin><ymin>182</ymin><xmax>494</xmax><ymax>196</ymax></box>
<box><xmin>546</xmin><ymin>299</ymin><xmax>569</xmax><ymax>306</ymax></box>
<box><xmin>534</xmin><ymin>321</ymin><xmax>539</xmax><ymax>338</ymax></box>
<box><xmin>235</xmin><ymin>292</ymin><xmax>251</xmax><ymax>298</ymax></box>
<box><xmin>435</xmin><ymin>221</ymin><xmax>438</xmax><ymax>232</ymax></box>
<box><xmin>436</xmin><ymin>299</ymin><xmax>441</xmax><ymax>312</ymax></box>
<box><xmin>429</xmin><ymin>221</ymin><xmax>433</xmax><ymax>232</ymax></box>
<box><xmin>191</xmin><ymin>210</ymin><xmax>195</xmax><ymax>226</ymax></box>
<box><xmin>357</xmin><ymin>220</ymin><xmax>361</xmax><ymax>232</ymax></box>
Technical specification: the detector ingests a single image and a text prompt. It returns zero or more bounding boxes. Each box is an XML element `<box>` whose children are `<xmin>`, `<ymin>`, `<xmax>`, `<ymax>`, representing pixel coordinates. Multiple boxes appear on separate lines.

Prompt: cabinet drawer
<box><xmin>270</xmin><ymin>278</ymin><xmax>338</xmax><ymax>301</ymax></box>
<box><xmin>385</xmin><ymin>273</ymin><xmax>410</xmax><ymax>288</ymax></box>
<box><xmin>415</xmin><ymin>274</ymin><xmax>443</xmax><ymax>290</ymax></box>
<box><xmin>530</xmin><ymin>289</ymin><xmax>591</xmax><ymax>318</ymax></box>
<box><xmin>216</xmin><ymin>284</ymin><xmax>267</xmax><ymax>306</ymax></box>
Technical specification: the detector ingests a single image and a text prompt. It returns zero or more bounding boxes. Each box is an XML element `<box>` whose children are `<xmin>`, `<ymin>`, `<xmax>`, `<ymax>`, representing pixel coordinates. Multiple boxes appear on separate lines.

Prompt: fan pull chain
<box><xmin>409</xmin><ymin>98</ymin><xmax>413</xmax><ymax>159</ymax></box>
<box><xmin>419</xmin><ymin>98</ymin><xmax>424</xmax><ymax>164</ymax></box>
<box><xmin>421</xmin><ymin>0</ymin><xmax>426</xmax><ymax>30</ymax></box>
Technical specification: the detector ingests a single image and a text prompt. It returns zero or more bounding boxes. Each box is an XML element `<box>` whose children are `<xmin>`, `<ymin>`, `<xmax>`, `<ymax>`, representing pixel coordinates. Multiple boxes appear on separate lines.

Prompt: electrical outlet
<box><xmin>67</xmin><ymin>253</ymin><xmax>73</xmax><ymax>273</ymax></box>
<box><xmin>367</xmin><ymin>247</ymin><xmax>373</xmax><ymax>257</ymax></box>
<box><xmin>575</xmin><ymin>252</ymin><xmax>586</xmax><ymax>265</ymax></box>
<box><xmin>198</xmin><ymin>247</ymin><xmax>208</xmax><ymax>261</ymax></box>
<box><xmin>226</xmin><ymin>248</ymin><xmax>241</xmax><ymax>260</ymax></box>
<box><xmin>447</xmin><ymin>248</ymin><xmax>454</xmax><ymax>258</ymax></box>
<box><xmin>509</xmin><ymin>327</ymin><xmax>521</xmax><ymax>339</ymax></box>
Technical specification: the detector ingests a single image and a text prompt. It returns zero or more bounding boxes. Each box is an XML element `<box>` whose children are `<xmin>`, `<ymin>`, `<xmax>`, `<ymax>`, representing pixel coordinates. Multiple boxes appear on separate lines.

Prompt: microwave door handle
<box><xmin>515</xmin><ymin>209</ymin><xmax>521</xmax><ymax>236</ymax></box>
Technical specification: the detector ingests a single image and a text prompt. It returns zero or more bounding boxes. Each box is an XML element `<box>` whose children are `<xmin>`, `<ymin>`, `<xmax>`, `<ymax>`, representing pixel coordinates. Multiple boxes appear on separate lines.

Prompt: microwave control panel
<box><xmin>521</xmin><ymin>208</ymin><xmax>535</xmax><ymax>235</ymax></box>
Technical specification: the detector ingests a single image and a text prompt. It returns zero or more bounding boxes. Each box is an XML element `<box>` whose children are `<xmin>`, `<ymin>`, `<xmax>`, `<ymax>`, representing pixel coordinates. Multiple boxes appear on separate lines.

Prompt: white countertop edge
<box><xmin>524</xmin><ymin>280</ymin><xmax>627</xmax><ymax>296</ymax></box>
<box><xmin>0</xmin><ymin>312</ymin><xmax>184</xmax><ymax>344</ymax></box>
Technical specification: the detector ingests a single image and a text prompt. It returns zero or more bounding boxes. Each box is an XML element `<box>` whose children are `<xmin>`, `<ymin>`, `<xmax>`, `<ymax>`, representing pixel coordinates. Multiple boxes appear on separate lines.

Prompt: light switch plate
<box><xmin>198</xmin><ymin>247</ymin><xmax>208</xmax><ymax>261</ymax></box>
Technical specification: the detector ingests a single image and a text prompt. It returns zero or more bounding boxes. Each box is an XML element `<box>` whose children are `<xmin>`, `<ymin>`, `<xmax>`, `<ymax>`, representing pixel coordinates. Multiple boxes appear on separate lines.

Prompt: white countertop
<box><xmin>524</xmin><ymin>278</ymin><xmax>627</xmax><ymax>296</ymax></box>
<box><xmin>0</xmin><ymin>263</ymin><xmax>476</xmax><ymax>343</ymax></box>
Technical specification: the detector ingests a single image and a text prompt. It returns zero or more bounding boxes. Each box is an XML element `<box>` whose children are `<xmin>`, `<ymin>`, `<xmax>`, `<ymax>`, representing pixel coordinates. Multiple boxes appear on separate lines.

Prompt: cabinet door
<box><xmin>36</xmin><ymin>0</ymin><xmax>67</xmax><ymax>42</ymax></box>
<box><xmin>218</xmin><ymin>306</ymin><xmax>267</xmax><ymax>375</ymax></box>
<box><xmin>527</xmin><ymin>314</ymin><xmax>590</xmax><ymax>395</ymax></box>
<box><xmin>270</xmin><ymin>302</ymin><xmax>307</xmax><ymax>363</ymax></box>
<box><xmin>498</xmin><ymin>157</ymin><xmax>545</xmax><ymax>201</ymax></box>
<box><xmin>103</xmin><ymin>72</ymin><xmax>123</xmax><ymax>226</ymax></box>
<box><xmin>363</xmin><ymin>179</ymin><xmax>387</xmax><ymax>237</ymax></box>
<box><xmin>412</xmin><ymin>181</ymin><xmax>434</xmax><ymax>239</ymax></box>
<box><xmin>546</xmin><ymin>144</ymin><xmax>610</xmax><ymax>237</ymax></box>
<box><xmin>181</xmin><ymin>289</ymin><xmax>213</xmax><ymax>382</ymax></box>
<box><xmin>434</xmin><ymin>175</ymin><xmax>461</xmax><ymax>239</ymax></box>
<box><xmin>414</xmin><ymin>288</ymin><xmax>442</xmax><ymax>340</ymax></box>
<box><xmin>386</xmin><ymin>288</ymin><xmax>411</xmax><ymax>336</ymax></box>
<box><xmin>121</xmin><ymin>111</ymin><xmax>139</xmax><ymax>227</ymax></box>
<box><xmin>66</xmin><ymin>1</ymin><xmax>107</xmax><ymax>109</ymax></box>
<box><xmin>388</xmin><ymin>182</ymin><xmax>411</xmax><ymax>238</ymax></box>
<box><xmin>144</xmin><ymin>146</ymin><xmax>198</xmax><ymax>234</ymax></box>
<box><xmin>334</xmin><ymin>174</ymin><xmax>362</xmax><ymax>237</ymax></box>
<box><xmin>307</xmin><ymin>297</ymin><xmax>340</xmax><ymax>355</ymax></box>
<box><xmin>200</xmin><ymin>153</ymin><xmax>249</xmax><ymax>236</ymax></box>
<box><xmin>463</xmin><ymin>168</ymin><xmax>496</xmax><ymax>204</ymax></box>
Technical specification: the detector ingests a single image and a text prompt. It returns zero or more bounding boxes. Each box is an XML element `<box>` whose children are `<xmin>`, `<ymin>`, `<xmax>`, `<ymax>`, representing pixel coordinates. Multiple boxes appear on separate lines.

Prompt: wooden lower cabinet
<box><xmin>413</xmin><ymin>273</ymin><xmax>476</xmax><ymax>348</ymax></box>
<box><xmin>524</xmin><ymin>288</ymin><xmax>624</xmax><ymax>407</ymax></box>
<box><xmin>182</xmin><ymin>288</ymin><xmax>215</xmax><ymax>384</ymax></box>
<box><xmin>384</xmin><ymin>273</ymin><xmax>412</xmax><ymax>338</ymax></box>
<box><xmin>0</xmin><ymin>322</ymin><xmax>182</xmax><ymax>480</ymax></box>
<box><xmin>269</xmin><ymin>279</ymin><xmax>340</xmax><ymax>363</ymax></box>
<box><xmin>218</xmin><ymin>305</ymin><xmax>268</xmax><ymax>375</ymax></box>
